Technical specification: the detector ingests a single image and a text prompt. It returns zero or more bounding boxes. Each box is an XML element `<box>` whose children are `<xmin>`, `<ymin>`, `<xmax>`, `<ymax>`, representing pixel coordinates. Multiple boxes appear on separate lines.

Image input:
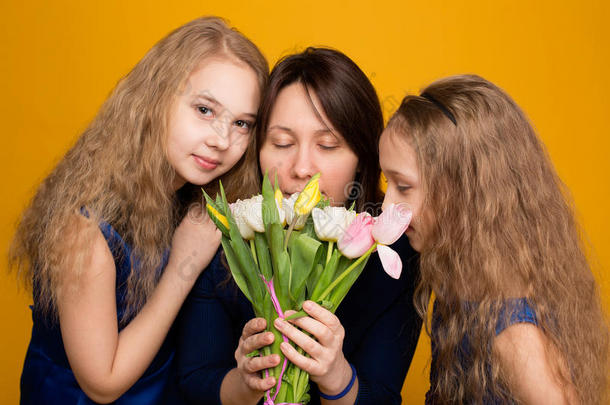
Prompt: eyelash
<box><xmin>234</xmin><ymin>120</ymin><xmax>252</xmax><ymax>131</ymax></box>
<box><xmin>197</xmin><ymin>105</ymin><xmax>214</xmax><ymax>118</ymax></box>
<box><xmin>197</xmin><ymin>106</ymin><xmax>252</xmax><ymax>132</ymax></box>
<box><xmin>397</xmin><ymin>185</ymin><xmax>411</xmax><ymax>193</ymax></box>
<box><xmin>273</xmin><ymin>144</ymin><xmax>338</xmax><ymax>150</ymax></box>
<box><xmin>319</xmin><ymin>144</ymin><xmax>338</xmax><ymax>151</ymax></box>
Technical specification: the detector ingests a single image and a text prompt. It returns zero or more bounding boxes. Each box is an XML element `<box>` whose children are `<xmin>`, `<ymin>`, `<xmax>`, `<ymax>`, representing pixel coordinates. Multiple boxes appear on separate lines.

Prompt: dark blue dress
<box><xmin>20</xmin><ymin>218</ymin><xmax>185</xmax><ymax>404</ymax></box>
<box><xmin>426</xmin><ymin>298</ymin><xmax>538</xmax><ymax>404</ymax></box>
<box><xmin>175</xmin><ymin>234</ymin><xmax>422</xmax><ymax>405</ymax></box>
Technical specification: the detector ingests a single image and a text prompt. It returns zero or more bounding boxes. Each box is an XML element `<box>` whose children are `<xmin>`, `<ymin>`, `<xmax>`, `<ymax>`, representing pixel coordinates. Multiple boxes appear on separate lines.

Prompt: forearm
<box><xmin>86</xmin><ymin>263</ymin><xmax>196</xmax><ymax>401</ymax></box>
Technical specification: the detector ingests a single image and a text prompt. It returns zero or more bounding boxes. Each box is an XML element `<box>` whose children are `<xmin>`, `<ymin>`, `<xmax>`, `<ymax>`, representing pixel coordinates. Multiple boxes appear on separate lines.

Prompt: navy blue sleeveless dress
<box><xmin>20</xmin><ymin>218</ymin><xmax>185</xmax><ymax>404</ymax></box>
<box><xmin>426</xmin><ymin>298</ymin><xmax>538</xmax><ymax>404</ymax></box>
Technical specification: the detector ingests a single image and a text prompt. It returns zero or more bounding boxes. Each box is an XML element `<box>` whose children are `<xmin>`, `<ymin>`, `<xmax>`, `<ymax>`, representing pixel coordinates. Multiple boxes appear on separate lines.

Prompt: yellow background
<box><xmin>1</xmin><ymin>1</ymin><xmax>609</xmax><ymax>403</ymax></box>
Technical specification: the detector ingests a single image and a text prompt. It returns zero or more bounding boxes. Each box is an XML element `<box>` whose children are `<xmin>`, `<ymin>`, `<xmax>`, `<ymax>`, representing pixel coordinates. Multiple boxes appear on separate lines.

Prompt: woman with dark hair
<box><xmin>176</xmin><ymin>47</ymin><xmax>422</xmax><ymax>405</ymax></box>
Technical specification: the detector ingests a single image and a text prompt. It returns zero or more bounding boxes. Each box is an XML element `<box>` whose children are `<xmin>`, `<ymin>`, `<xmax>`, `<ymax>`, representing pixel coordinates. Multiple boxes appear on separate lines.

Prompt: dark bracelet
<box><xmin>319</xmin><ymin>363</ymin><xmax>357</xmax><ymax>400</ymax></box>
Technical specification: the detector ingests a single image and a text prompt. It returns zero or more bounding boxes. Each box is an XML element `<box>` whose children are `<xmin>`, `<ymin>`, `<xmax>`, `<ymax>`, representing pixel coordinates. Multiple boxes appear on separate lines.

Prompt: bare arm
<box><xmin>58</xmin><ymin>210</ymin><xmax>220</xmax><ymax>403</ymax></box>
<box><xmin>493</xmin><ymin>323</ymin><xmax>580</xmax><ymax>405</ymax></box>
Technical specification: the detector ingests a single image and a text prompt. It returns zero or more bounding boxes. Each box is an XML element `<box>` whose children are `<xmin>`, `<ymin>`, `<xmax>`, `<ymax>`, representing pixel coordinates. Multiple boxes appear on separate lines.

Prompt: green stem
<box><xmin>249</xmin><ymin>239</ymin><xmax>258</xmax><ymax>266</ymax></box>
<box><xmin>317</xmin><ymin>243</ymin><xmax>377</xmax><ymax>302</ymax></box>
<box><xmin>283</xmin><ymin>216</ymin><xmax>298</xmax><ymax>250</ymax></box>
<box><xmin>326</xmin><ymin>241</ymin><xmax>334</xmax><ymax>265</ymax></box>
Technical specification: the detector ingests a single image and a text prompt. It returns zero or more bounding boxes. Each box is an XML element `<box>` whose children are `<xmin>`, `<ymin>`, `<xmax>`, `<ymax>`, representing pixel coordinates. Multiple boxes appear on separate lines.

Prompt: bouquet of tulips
<box><xmin>203</xmin><ymin>174</ymin><xmax>411</xmax><ymax>405</ymax></box>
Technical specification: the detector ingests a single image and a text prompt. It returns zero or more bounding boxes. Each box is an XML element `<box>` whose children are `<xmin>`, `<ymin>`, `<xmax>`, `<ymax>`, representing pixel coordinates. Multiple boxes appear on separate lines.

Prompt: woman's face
<box><xmin>167</xmin><ymin>58</ymin><xmax>260</xmax><ymax>191</ymax></box>
<box><xmin>259</xmin><ymin>83</ymin><xmax>359</xmax><ymax>206</ymax></box>
<box><xmin>379</xmin><ymin>129</ymin><xmax>428</xmax><ymax>252</ymax></box>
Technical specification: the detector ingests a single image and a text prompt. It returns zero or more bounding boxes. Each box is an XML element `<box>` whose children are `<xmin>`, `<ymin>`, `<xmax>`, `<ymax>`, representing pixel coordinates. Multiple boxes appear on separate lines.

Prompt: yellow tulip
<box><xmin>206</xmin><ymin>203</ymin><xmax>230</xmax><ymax>230</ymax></box>
<box><xmin>275</xmin><ymin>188</ymin><xmax>283</xmax><ymax>209</ymax></box>
<box><xmin>294</xmin><ymin>173</ymin><xmax>321</xmax><ymax>216</ymax></box>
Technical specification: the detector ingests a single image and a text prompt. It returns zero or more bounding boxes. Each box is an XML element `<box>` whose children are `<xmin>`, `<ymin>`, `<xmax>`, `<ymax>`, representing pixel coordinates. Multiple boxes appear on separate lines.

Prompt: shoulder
<box><xmin>493</xmin><ymin>324</ymin><xmax>578</xmax><ymax>405</ymax></box>
<box><xmin>58</xmin><ymin>214</ymin><xmax>116</xmax><ymax>286</ymax></box>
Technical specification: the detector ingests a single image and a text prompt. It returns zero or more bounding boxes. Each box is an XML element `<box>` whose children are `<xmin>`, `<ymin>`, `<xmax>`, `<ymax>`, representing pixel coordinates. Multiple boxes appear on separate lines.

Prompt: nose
<box><xmin>206</xmin><ymin>116</ymin><xmax>231</xmax><ymax>151</ymax></box>
<box><xmin>290</xmin><ymin>144</ymin><xmax>316</xmax><ymax>180</ymax></box>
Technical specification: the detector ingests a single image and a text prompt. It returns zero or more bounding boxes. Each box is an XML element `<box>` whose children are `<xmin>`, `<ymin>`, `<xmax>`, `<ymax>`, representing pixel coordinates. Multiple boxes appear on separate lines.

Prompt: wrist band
<box><xmin>319</xmin><ymin>363</ymin><xmax>357</xmax><ymax>400</ymax></box>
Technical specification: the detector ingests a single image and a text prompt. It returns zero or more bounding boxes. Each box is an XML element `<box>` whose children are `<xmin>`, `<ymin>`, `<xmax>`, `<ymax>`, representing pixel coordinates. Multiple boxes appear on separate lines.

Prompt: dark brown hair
<box><xmin>255</xmin><ymin>47</ymin><xmax>384</xmax><ymax>212</ymax></box>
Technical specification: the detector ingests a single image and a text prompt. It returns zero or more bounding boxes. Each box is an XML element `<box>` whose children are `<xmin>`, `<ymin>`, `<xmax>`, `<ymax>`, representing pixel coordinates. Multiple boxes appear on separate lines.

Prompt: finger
<box><xmin>274</xmin><ymin>318</ymin><xmax>323</xmax><ymax>358</ymax></box>
<box><xmin>286</xmin><ymin>315</ymin><xmax>336</xmax><ymax>347</ymax></box>
<box><xmin>242</xmin><ymin>331</ymin><xmax>275</xmax><ymax>354</ymax></box>
<box><xmin>241</xmin><ymin>318</ymin><xmax>267</xmax><ymax>340</ymax></box>
<box><xmin>302</xmin><ymin>300</ymin><xmax>342</xmax><ymax>332</ymax></box>
<box><xmin>245</xmin><ymin>374</ymin><xmax>277</xmax><ymax>392</ymax></box>
<box><xmin>243</xmin><ymin>354</ymin><xmax>281</xmax><ymax>374</ymax></box>
<box><xmin>279</xmin><ymin>341</ymin><xmax>321</xmax><ymax>376</ymax></box>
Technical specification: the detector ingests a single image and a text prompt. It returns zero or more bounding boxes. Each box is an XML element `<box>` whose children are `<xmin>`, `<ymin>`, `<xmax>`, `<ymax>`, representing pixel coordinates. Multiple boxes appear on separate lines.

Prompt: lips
<box><xmin>193</xmin><ymin>154</ymin><xmax>220</xmax><ymax>170</ymax></box>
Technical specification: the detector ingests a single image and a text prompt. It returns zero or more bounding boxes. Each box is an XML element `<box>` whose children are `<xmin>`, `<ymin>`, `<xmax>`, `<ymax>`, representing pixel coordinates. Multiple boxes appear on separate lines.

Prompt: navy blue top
<box><xmin>20</xmin><ymin>218</ymin><xmax>186</xmax><ymax>404</ymax></box>
<box><xmin>176</xmin><ymin>234</ymin><xmax>422</xmax><ymax>405</ymax></box>
<box><xmin>426</xmin><ymin>298</ymin><xmax>538</xmax><ymax>404</ymax></box>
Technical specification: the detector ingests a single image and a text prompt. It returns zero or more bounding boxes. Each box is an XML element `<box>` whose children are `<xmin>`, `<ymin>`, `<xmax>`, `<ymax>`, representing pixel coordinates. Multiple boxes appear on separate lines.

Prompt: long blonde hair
<box><xmin>387</xmin><ymin>75</ymin><xmax>608</xmax><ymax>403</ymax></box>
<box><xmin>9</xmin><ymin>16</ymin><xmax>268</xmax><ymax>323</ymax></box>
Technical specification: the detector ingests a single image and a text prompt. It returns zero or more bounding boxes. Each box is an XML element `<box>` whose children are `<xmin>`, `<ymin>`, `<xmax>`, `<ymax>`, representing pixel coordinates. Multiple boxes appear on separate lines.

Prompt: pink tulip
<box><xmin>371</xmin><ymin>203</ymin><xmax>412</xmax><ymax>245</ymax></box>
<box><xmin>337</xmin><ymin>212</ymin><xmax>375</xmax><ymax>259</ymax></box>
<box><xmin>376</xmin><ymin>245</ymin><xmax>402</xmax><ymax>279</ymax></box>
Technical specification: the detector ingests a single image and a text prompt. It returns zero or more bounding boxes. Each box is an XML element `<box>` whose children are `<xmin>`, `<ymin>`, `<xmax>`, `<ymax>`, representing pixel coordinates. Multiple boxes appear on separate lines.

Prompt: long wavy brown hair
<box><xmin>9</xmin><ymin>16</ymin><xmax>268</xmax><ymax>323</ymax></box>
<box><xmin>387</xmin><ymin>75</ymin><xmax>608</xmax><ymax>403</ymax></box>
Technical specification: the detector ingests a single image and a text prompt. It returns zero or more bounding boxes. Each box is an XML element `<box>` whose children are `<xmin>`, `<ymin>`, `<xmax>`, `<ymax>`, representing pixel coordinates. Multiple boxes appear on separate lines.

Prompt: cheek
<box><xmin>259</xmin><ymin>145</ymin><xmax>287</xmax><ymax>183</ymax></box>
<box><xmin>319</xmin><ymin>155</ymin><xmax>358</xmax><ymax>204</ymax></box>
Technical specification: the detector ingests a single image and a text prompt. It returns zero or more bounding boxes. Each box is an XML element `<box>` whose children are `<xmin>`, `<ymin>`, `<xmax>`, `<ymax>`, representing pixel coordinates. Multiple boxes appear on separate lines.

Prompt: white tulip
<box><xmin>312</xmin><ymin>206</ymin><xmax>357</xmax><ymax>242</ymax></box>
<box><xmin>243</xmin><ymin>195</ymin><xmax>265</xmax><ymax>233</ymax></box>
<box><xmin>229</xmin><ymin>199</ymin><xmax>255</xmax><ymax>240</ymax></box>
<box><xmin>283</xmin><ymin>192</ymin><xmax>308</xmax><ymax>230</ymax></box>
<box><xmin>230</xmin><ymin>194</ymin><xmax>286</xmax><ymax>239</ymax></box>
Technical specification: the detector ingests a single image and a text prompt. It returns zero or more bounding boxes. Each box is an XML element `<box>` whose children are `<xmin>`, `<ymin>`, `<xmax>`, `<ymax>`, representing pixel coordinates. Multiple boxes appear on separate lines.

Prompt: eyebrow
<box><xmin>267</xmin><ymin>126</ymin><xmax>335</xmax><ymax>135</ymax></box>
<box><xmin>195</xmin><ymin>93</ymin><xmax>257</xmax><ymax>120</ymax></box>
<box><xmin>383</xmin><ymin>169</ymin><xmax>415</xmax><ymax>180</ymax></box>
<box><xmin>267</xmin><ymin>125</ymin><xmax>294</xmax><ymax>134</ymax></box>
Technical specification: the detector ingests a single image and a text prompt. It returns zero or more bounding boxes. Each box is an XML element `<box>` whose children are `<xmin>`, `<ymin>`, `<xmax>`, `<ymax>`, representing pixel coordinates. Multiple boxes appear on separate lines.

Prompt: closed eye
<box><xmin>318</xmin><ymin>144</ymin><xmax>338</xmax><ymax>151</ymax></box>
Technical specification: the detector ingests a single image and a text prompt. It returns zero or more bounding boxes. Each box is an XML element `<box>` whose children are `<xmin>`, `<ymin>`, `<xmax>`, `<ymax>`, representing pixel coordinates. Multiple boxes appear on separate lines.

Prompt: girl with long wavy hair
<box><xmin>10</xmin><ymin>16</ymin><xmax>268</xmax><ymax>404</ymax></box>
<box><xmin>380</xmin><ymin>74</ymin><xmax>608</xmax><ymax>404</ymax></box>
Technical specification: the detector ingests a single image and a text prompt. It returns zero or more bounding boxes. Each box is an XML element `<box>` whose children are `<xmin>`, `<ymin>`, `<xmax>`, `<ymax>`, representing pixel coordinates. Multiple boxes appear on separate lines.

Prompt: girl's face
<box><xmin>167</xmin><ymin>58</ymin><xmax>260</xmax><ymax>190</ymax></box>
<box><xmin>379</xmin><ymin>129</ymin><xmax>427</xmax><ymax>252</ymax></box>
<box><xmin>259</xmin><ymin>83</ymin><xmax>358</xmax><ymax>206</ymax></box>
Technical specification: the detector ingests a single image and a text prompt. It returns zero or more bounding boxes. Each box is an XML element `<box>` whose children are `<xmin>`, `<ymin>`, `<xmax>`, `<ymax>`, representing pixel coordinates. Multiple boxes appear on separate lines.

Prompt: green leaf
<box><xmin>230</xmin><ymin>238</ymin><xmax>264</xmax><ymax>313</ymax></box>
<box><xmin>220</xmin><ymin>237</ymin><xmax>252</xmax><ymax>304</ymax></box>
<box><xmin>310</xmin><ymin>249</ymin><xmax>341</xmax><ymax>302</ymax></box>
<box><xmin>261</xmin><ymin>174</ymin><xmax>280</xmax><ymax>225</ymax></box>
<box><xmin>254</xmin><ymin>232</ymin><xmax>273</xmax><ymax>280</ymax></box>
<box><xmin>268</xmin><ymin>223</ymin><xmax>291</xmax><ymax>310</ymax></box>
<box><xmin>306</xmin><ymin>263</ymin><xmax>324</xmax><ymax>297</ymax></box>
<box><xmin>288</xmin><ymin>233</ymin><xmax>322</xmax><ymax>304</ymax></box>
<box><xmin>328</xmin><ymin>255</ymin><xmax>372</xmax><ymax>310</ymax></box>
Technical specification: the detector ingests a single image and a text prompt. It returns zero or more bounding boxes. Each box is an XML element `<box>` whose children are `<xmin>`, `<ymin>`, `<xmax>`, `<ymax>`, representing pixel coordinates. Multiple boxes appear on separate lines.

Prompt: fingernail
<box><xmin>303</xmin><ymin>300</ymin><xmax>314</xmax><ymax>310</ymax></box>
<box><xmin>274</xmin><ymin>318</ymin><xmax>285</xmax><ymax>328</ymax></box>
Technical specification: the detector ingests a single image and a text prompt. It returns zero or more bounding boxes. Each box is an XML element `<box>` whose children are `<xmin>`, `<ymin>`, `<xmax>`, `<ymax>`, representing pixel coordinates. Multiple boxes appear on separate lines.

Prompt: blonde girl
<box><xmin>10</xmin><ymin>16</ymin><xmax>267</xmax><ymax>404</ymax></box>
<box><xmin>380</xmin><ymin>74</ymin><xmax>608</xmax><ymax>404</ymax></box>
